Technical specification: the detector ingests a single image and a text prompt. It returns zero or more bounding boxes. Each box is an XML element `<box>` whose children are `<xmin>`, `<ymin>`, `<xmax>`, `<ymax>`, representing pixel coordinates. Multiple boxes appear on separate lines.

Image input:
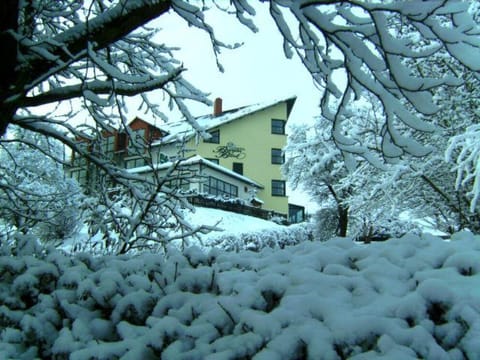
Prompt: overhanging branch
<box><xmin>1</xmin><ymin>0</ymin><xmax>173</xmax><ymax>137</ymax></box>
<box><xmin>19</xmin><ymin>1</ymin><xmax>172</xmax><ymax>90</ymax></box>
<box><xmin>18</xmin><ymin>67</ymin><xmax>184</xmax><ymax>108</ymax></box>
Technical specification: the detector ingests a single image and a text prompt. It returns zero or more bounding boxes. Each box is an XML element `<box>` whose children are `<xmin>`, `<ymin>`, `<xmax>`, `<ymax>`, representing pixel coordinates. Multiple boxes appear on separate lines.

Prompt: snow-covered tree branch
<box><xmin>285</xmin><ymin>64</ymin><xmax>480</xmax><ymax>238</ymax></box>
<box><xmin>267</xmin><ymin>0</ymin><xmax>479</xmax><ymax>163</ymax></box>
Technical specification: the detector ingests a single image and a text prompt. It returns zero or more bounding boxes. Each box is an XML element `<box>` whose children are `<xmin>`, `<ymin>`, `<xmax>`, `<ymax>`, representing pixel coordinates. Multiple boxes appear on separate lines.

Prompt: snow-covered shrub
<box><xmin>270</xmin><ymin>215</ymin><xmax>288</xmax><ymax>225</ymax></box>
<box><xmin>207</xmin><ymin>222</ymin><xmax>314</xmax><ymax>252</ymax></box>
<box><xmin>2</xmin><ymin>233</ymin><xmax>480</xmax><ymax>358</ymax></box>
<box><xmin>314</xmin><ymin>207</ymin><xmax>339</xmax><ymax>241</ymax></box>
<box><xmin>0</xmin><ymin>128</ymin><xmax>85</xmax><ymax>245</ymax></box>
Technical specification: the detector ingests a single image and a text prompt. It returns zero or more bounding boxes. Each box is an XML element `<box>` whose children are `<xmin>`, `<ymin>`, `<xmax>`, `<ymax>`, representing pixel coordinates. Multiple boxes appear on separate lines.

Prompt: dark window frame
<box><xmin>102</xmin><ymin>135</ymin><xmax>115</xmax><ymax>156</ymax></box>
<box><xmin>289</xmin><ymin>204</ymin><xmax>305</xmax><ymax>224</ymax></box>
<box><xmin>272</xmin><ymin>180</ymin><xmax>286</xmax><ymax>197</ymax></box>
<box><xmin>127</xmin><ymin>128</ymin><xmax>146</xmax><ymax>154</ymax></box>
<box><xmin>271</xmin><ymin>148</ymin><xmax>284</xmax><ymax>164</ymax></box>
<box><xmin>72</xmin><ymin>142</ymin><xmax>88</xmax><ymax>167</ymax></box>
<box><xmin>204</xmin><ymin>176</ymin><xmax>238</xmax><ymax>198</ymax></box>
<box><xmin>72</xmin><ymin>152</ymin><xmax>87</xmax><ymax>167</ymax></box>
<box><xmin>271</xmin><ymin>119</ymin><xmax>286</xmax><ymax>135</ymax></box>
<box><xmin>166</xmin><ymin>178</ymin><xmax>191</xmax><ymax>191</ymax></box>
<box><xmin>116</xmin><ymin>132</ymin><xmax>127</xmax><ymax>151</ymax></box>
<box><xmin>232</xmin><ymin>162</ymin><xmax>243</xmax><ymax>175</ymax></box>
<box><xmin>125</xmin><ymin>156</ymin><xmax>146</xmax><ymax>169</ymax></box>
<box><xmin>204</xmin><ymin>129</ymin><xmax>220</xmax><ymax>144</ymax></box>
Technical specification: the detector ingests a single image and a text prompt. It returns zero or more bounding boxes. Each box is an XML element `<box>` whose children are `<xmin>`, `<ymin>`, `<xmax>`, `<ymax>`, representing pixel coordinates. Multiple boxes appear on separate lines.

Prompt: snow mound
<box><xmin>185</xmin><ymin>207</ymin><xmax>284</xmax><ymax>236</ymax></box>
<box><xmin>181</xmin><ymin>207</ymin><xmax>312</xmax><ymax>251</ymax></box>
<box><xmin>2</xmin><ymin>233</ymin><xmax>480</xmax><ymax>358</ymax></box>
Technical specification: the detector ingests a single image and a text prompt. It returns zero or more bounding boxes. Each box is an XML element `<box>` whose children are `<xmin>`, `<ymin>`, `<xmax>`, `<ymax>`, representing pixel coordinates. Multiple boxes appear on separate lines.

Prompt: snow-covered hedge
<box><xmin>2</xmin><ymin>232</ymin><xmax>480</xmax><ymax>359</ymax></box>
<box><xmin>207</xmin><ymin>222</ymin><xmax>314</xmax><ymax>252</ymax></box>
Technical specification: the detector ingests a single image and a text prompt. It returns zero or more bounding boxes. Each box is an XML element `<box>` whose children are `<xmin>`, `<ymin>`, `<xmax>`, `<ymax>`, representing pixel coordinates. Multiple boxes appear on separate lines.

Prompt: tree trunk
<box><xmin>0</xmin><ymin>0</ymin><xmax>19</xmax><ymax>136</ymax></box>
<box><xmin>337</xmin><ymin>204</ymin><xmax>349</xmax><ymax>237</ymax></box>
<box><xmin>326</xmin><ymin>183</ymin><xmax>349</xmax><ymax>237</ymax></box>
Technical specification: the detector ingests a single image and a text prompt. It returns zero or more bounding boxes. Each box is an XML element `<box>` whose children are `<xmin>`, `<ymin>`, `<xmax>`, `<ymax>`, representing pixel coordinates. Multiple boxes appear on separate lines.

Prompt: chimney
<box><xmin>213</xmin><ymin>97</ymin><xmax>223</xmax><ymax>116</ymax></box>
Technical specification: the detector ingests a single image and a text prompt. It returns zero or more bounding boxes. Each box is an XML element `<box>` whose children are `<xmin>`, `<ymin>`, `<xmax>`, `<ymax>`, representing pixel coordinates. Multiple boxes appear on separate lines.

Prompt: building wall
<box><xmin>188</xmin><ymin>102</ymin><xmax>289</xmax><ymax>215</ymax></box>
<box><xmin>155</xmin><ymin>141</ymin><xmax>190</xmax><ymax>160</ymax></box>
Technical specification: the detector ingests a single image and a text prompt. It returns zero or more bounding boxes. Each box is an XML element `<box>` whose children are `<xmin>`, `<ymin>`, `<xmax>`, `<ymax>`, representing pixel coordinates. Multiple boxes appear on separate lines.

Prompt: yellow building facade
<box><xmin>192</xmin><ymin>102</ymin><xmax>291</xmax><ymax>214</ymax></box>
<box><xmin>157</xmin><ymin>96</ymin><xmax>296</xmax><ymax>215</ymax></box>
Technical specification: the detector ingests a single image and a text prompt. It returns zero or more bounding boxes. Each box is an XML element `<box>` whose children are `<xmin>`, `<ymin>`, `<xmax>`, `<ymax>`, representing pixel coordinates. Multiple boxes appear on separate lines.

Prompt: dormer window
<box><xmin>204</xmin><ymin>129</ymin><xmax>220</xmax><ymax>144</ymax></box>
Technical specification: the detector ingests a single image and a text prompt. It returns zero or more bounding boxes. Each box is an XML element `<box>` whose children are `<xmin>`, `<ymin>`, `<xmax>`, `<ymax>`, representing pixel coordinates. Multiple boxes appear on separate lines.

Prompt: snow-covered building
<box><xmin>128</xmin><ymin>155</ymin><xmax>264</xmax><ymax>205</ymax></box>
<box><xmin>70</xmin><ymin>96</ymin><xmax>305</xmax><ymax>222</ymax></box>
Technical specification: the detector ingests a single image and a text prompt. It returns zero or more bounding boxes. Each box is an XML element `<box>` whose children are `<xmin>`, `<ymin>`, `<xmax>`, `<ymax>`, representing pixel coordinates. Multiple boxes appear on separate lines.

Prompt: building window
<box><xmin>72</xmin><ymin>153</ymin><xmax>87</xmax><ymax>167</ymax></box>
<box><xmin>205</xmin><ymin>158</ymin><xmax>219</xmax><ymax>165</ymax></box>
<box><xmin>272</xmin><ymin>180</ymin><xmax>286</xmax><ymax>197</ymax></box>
<box><xmin>127</xmin><ymin>129</ymin><xmax>146</xmax><ymax>154</ymax></box>
<box><xmin>289</xmin><ymin>204</ymin><xmax>305</xmax><ymax>224</ymax></box>
<box><xmin>102</xmin><ymin>135</ymin><xmax>115</xmax><ymax>157</ymax></box>
<box><xmin>116</xmin><ymin>132</ymin><xmax>127</xmax><ymax>152</ymax></box>
<box><xmin>204</xmin><ymin>129</ymin><xmax>220</xmax><ymax>144</ymax></box>
<box><xmin>125</xmin><ymin>157</ymin><xmax>146</xmax><ymax>169</ymax></box>
<box><xmin>204</xmin><ymin>176</ymin><xmax>238</xmax><ymax>198</ymax></box>
<box><xmin>271</xmin><ymin>148</ymin><xmax>284</xmax><ymax>164</ymax></box>
<box><xmin>233</xmin><ymin>162</ymin><xmax>243</xmax><ymax>175</ymax></box>
<box><xmin>72</xmin><ymin>142</ymin><xmax>88</xmax><ymax>167</ymax></box>
<box><xmin>271</xmin><ymin>119</ymin><xmax>286</xmax><ymax>135</ymax></box>
<box><xmin>166</xmin><ymin>179</ymin><xmax>191</xmax><ymax>191</ymax></box>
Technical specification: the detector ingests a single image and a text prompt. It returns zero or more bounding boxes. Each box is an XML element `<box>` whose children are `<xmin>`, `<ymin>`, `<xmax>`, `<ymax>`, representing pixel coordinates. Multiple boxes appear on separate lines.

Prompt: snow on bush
<box><xmin>207</xmin><ymin>223</ymin><xmax>314</xmax><ymax>252</ymax></box>
<box><xmin>2</xmin><ymin>233</ymin><xmax>480</xmax><ymax>358</ymax></box>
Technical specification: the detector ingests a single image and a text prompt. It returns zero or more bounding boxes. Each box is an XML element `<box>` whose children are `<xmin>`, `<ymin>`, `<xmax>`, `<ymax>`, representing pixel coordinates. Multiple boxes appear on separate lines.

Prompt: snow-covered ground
<box><xmin>184</xmin><ymin>207</ymin><xmax>284</xmax><ymax>239</ymax></box>
<box><xmin>2</xmin><ymin>230</ymin><xmax>480</xmax><ymax>359</ymax></box>
<box><xmin>64</xmin><ymin>207</ymin><xmax>287</xmax><ymax>253</ymax></box>
<box><xmin>181</xmin><ymin>207</ymin><xmax>311</xmax><ymax>251</ymax></box>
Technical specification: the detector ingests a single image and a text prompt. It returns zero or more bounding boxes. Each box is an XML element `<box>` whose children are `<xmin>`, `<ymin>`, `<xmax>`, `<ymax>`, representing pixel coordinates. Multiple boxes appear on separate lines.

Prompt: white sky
<box><xmin>145</xmin><ymin>3</ymin><xmax>325</xmax><ymax>212</ymax></box>
<box><xmin>148</xmin><ymin>3</ymin><xmax>321</xmax><ymax>125</ymax></box>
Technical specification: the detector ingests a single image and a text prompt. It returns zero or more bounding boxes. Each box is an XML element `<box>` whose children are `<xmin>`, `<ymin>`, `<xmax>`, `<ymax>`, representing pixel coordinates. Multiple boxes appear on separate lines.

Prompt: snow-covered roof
<box><xmin>252</xmin><ymin>197</ymin><xmax>264</xmax><ymax>204</ymax></box>
<box><xmin>154</xmin><ymin>95</ymin><xmax>296</xmax><ymax>145</ymax></box>
<box><xmin>127</xmin><ymin>116</ymin><xmax>156</xmax><ymax>128</ymax></box>
<box><xmin>127</xmin><ymin>155</ymin><xmax>263</xmax><ymax>188</ymax></box>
